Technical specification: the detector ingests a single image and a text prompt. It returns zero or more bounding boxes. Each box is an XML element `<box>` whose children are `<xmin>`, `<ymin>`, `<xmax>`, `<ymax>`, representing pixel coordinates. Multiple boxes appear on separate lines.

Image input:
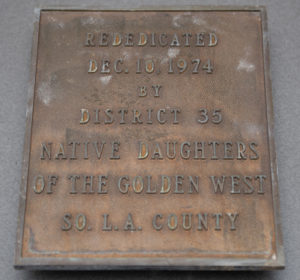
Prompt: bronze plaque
<box><xmin>15</xmin><ymin>7</ymin><xmax>284</xmax><ymax>270</ymax></box>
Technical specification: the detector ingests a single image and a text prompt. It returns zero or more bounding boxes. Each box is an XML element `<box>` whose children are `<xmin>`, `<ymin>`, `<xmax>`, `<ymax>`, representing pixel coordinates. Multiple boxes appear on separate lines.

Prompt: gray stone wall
<box><xmin>0</xmin><ymin>0</ymin><xmax>299</xmax><ymax>279</ymax></box>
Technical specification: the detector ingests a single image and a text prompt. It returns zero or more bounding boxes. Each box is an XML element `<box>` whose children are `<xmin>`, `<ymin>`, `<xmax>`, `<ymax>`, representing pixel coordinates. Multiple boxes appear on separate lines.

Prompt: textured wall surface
<box><xmin>0</xmin><ymin>0</ymin><xmax>299</xmax><ymax>279</ymax></box>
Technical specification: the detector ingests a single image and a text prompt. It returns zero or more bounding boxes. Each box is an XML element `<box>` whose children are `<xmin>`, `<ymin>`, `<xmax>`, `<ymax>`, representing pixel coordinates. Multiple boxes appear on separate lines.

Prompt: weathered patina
<box><xmin>15</xmin><ymin>7</ymin><xmax>284</xmax><ymax>270</ymax></box>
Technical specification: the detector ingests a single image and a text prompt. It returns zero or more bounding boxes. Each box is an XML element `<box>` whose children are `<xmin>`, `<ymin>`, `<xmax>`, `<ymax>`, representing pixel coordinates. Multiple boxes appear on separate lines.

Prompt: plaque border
<box><xmin>14</xmin><ymin>6</ymin><xmax>284</xmax><ymax>270</ymax></box>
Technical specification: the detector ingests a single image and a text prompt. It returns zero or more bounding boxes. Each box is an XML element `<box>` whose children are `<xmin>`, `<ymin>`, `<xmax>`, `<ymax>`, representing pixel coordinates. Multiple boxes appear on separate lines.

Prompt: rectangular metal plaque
<box><xmin>15</xmin><ymin>7</ymin><xmax>284</xmax><ymax>270</ymax></box>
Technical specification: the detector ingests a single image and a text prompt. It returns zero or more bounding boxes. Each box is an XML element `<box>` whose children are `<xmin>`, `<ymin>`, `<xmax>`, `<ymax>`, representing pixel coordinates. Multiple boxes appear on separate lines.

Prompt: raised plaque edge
<box><xmin>14</xmin><ymin>6</ymin><xmax>284</xmax><ymax>270</ymax></box>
